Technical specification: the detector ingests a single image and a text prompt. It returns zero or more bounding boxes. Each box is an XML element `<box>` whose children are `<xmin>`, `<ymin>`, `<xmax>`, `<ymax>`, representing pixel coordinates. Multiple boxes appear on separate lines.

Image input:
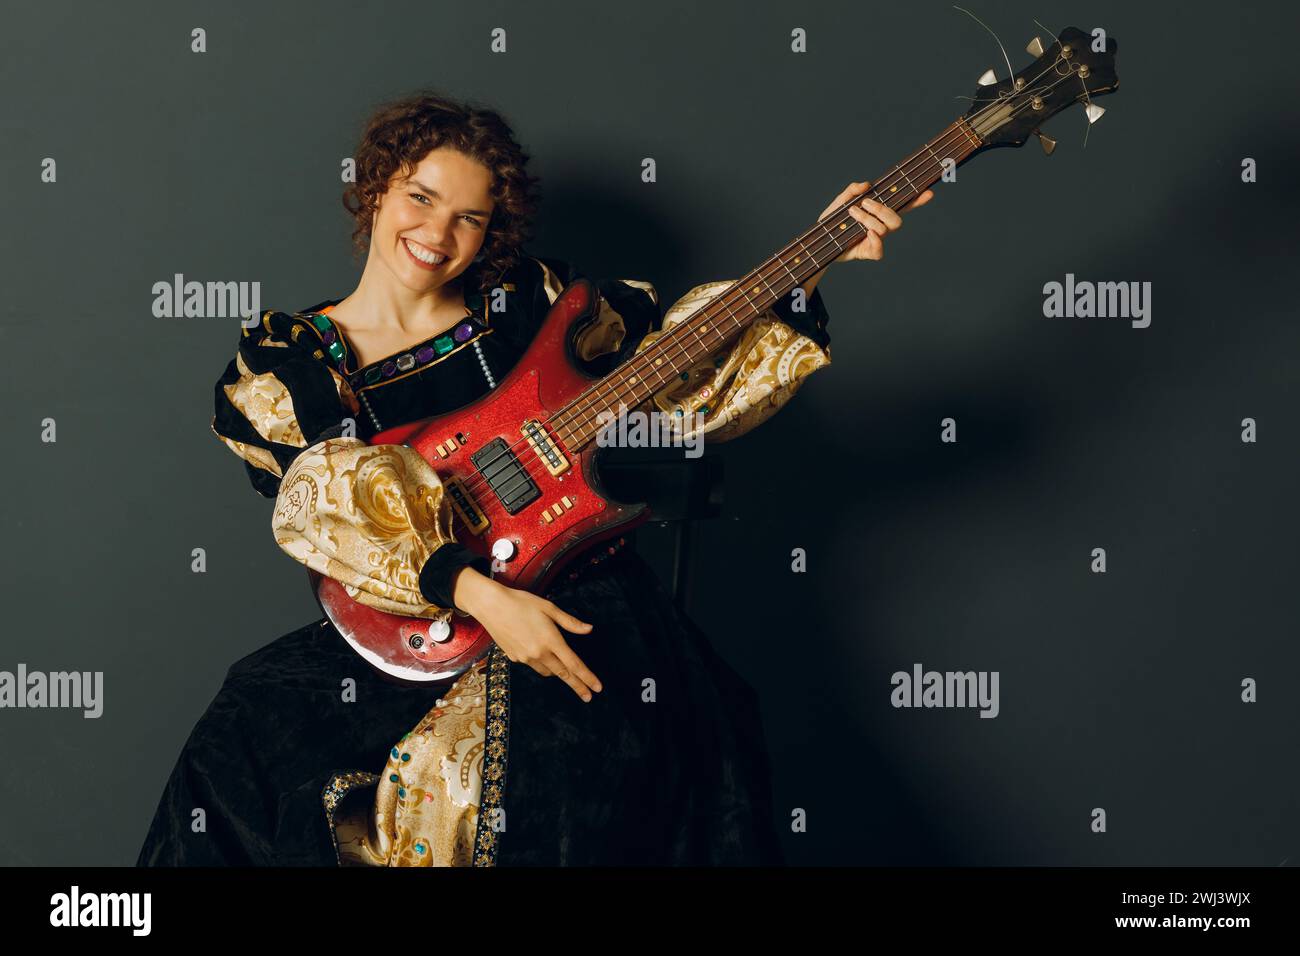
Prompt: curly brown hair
<box><xmin>342</xmin><ymin>91</ymin><xmax>541</xmax><ymax>292</ymax></box>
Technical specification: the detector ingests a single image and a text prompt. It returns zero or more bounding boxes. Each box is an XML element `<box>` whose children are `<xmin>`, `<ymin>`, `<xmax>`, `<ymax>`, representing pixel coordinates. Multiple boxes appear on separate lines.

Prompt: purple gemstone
<box><xmin>453</xmin><ymin>321</ymin><xmax>475</xmax><ymax>343</ymax></box>
<box><xmin>381</xmin><ymin>361</ymin><xmax>397</xmax><ymax>377</ymax></box>
<box><xmin>321</xmin><ymin>329</ymin><xmax>336</xmax><ymax>345</ymax></box>
<box><xmin>415</xmin><ymin>347</ymin><xmax>436</xmax><ymax>363</ymax></box>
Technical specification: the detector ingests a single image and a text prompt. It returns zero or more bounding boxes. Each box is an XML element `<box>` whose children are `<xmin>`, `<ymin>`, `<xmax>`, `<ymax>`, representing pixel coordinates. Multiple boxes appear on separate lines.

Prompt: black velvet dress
<box><xmin>137</xmin><ymin>253</ymin><xmax>830</xmax><ymax>866</ymax></box>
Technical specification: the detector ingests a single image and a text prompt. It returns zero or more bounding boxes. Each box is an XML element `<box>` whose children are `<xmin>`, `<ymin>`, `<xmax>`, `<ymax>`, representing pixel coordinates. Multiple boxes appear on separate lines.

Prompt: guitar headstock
<box><xmin>964</xmin><ymin>26</ymin><xmax>1118</xmax><ymax>153</ymax></box>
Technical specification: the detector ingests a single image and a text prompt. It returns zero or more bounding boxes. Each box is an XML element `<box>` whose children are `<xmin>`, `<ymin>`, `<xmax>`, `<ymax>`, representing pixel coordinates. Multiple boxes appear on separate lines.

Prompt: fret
<box><xmin>773</xmin><ymin>254</ymin><xmax>801</xmax><ymax>288</ymax></box>
<box><xmin>897</xmin><ymin>162</ymin><xmax>919</xmax><ymax>199</ymax></box>
<box><xmin>548</xmin><ymin>115</ymin><xmax>985</xmax><ymax>450</ymax></box>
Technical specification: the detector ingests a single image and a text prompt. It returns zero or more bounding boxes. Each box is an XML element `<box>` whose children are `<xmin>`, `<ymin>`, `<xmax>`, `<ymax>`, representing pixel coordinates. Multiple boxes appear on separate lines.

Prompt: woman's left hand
<box><xmin>818</xmin><ymin>180</ymin><xmax>935</xmax><ymax>263</ymax></box>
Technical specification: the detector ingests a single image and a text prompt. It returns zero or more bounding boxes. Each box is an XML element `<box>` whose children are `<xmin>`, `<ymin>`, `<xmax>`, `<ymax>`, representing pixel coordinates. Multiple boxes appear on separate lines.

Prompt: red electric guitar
<box><xmin>312</xmin><ymin>26</ymin><xmax>1119</xmax><ymax>682</ymax></box>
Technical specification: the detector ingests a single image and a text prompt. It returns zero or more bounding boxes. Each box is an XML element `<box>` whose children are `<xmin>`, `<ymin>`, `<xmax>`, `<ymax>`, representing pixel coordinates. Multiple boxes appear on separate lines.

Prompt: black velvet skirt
<box><xmin>136</xmin><ymin>543</ymin><xmax>784</xmax><ymax>866</ymax></box>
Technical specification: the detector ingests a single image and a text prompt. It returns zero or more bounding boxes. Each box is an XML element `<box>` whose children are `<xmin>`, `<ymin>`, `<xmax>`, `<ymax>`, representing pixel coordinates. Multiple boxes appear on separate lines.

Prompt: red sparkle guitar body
<box><xmin>310</xmin><ymin>278</ymin><xmax>650</xmax><ymax>683</ymax></box>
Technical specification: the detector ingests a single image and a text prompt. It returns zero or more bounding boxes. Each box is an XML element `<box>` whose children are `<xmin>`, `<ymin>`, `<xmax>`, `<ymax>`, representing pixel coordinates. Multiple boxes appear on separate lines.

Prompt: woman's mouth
<box><xmin>402</xmin><ymin>238</ymin><xmax>449</xmax><ymax>270</ymax></box>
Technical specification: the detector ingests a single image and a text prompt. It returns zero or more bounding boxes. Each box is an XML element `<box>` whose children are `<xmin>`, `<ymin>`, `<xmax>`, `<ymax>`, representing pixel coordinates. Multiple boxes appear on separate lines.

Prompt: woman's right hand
<box><xmin>451</xmin><ymin>567</ymin><xmax>602</xmax><ymax>702</ymax></box>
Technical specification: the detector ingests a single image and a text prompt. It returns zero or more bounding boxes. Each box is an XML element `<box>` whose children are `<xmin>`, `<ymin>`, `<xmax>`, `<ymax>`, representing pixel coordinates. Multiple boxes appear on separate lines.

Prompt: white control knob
<box><xmin>491</xmin><ymin>538</ymin><xmax>517</xmax><ymax>562</ymax></box>
<box><xmin>427</xmin><ymin>618</ymin><xmax>452</xmax><ymax>644</ymax></box>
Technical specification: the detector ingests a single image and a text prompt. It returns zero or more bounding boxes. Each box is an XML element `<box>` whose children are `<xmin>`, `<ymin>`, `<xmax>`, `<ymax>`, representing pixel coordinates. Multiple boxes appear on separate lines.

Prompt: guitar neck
<box><xmin>550</xmin><ymin>117</ymin><xmax>984</xmax><ymax>450</ymax></box>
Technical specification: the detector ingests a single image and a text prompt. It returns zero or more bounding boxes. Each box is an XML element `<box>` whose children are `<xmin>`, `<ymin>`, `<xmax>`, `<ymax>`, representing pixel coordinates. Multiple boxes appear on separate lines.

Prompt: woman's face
<box><xmin>371</xmin><ymin>145</ymin><xmax>496</xmax><ymax>294</ymax></box>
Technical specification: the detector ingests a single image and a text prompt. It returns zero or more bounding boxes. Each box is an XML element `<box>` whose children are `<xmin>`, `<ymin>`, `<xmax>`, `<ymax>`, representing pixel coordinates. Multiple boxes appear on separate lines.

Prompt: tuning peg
<box><xmin>977</xmin><ymin>68</ymin><xmax>997</xmax><ymax>86</ymax></box>
<box><xmin>1034</xmin><ymin>131</ymin><xmax>1057</xmax><ymax>155</ymax></box>
<box><xmin>1084</xmin><ymin>103</ymin><xmax>1106</xmax><ymax>124</ymax></box>
<box><xmin>1026</xmin><ymin>36</ymin><xmax>1046</xmax><ymax>57</ymax></box>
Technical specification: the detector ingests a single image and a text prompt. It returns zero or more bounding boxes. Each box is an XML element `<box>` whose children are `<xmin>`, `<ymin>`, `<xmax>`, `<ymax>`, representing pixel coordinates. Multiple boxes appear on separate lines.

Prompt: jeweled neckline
<box><xmin>307</xmin><ymin>291</ymin><xmax>491</xmax><ymax>387</ymax></box>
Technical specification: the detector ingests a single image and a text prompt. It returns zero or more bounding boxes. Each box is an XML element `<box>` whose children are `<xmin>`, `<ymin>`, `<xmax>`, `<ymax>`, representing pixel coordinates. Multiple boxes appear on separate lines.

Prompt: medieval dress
<box><xmin>136</xmin><ymin>253</ymin><xmax>831</xmax><ymax>866</ymax></box>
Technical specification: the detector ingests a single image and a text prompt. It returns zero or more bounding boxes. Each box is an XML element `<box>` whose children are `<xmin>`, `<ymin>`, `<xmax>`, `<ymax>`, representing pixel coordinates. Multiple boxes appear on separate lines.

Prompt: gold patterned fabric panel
<box><xmin>330</xmin><ymin>655</ymin><xmax>489</xmax><ymax>866</ymax></box>
<box><xmin>533</xmin><ymin>258</ymin><xmax>829</xmax><ymax>419</ymax></box>
<box><xmin>633</xmin><ymin>279</ymin><xmax>832</xmax><ymax>443</ymax></box>
<box><xmin>272</xmin><ymin>436</ymin><xmax>458</xmax><ymax>618</ymax></box>
<box><xmin>215</xmin><ymin>330</ymin><xmax>361</xmax><ymax>485</ymax></box>
<box><xmin>221</xmin><ymin>352</ymin><xmax>309</xmax><ymax>450</ymax></box>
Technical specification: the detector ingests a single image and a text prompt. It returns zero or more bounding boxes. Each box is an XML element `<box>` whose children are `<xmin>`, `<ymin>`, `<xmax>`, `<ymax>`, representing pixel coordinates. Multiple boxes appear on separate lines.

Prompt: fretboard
<box><xmin>551</xmin><ymin>117</ymin><xmax>983</xmax><ymax>450</ymax></box>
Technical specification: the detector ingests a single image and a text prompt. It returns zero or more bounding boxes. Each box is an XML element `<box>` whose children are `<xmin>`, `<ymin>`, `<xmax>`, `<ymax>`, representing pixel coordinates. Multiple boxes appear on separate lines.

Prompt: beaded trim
<box><xmin>471</xmin><ymin>643</ymin><xmax>511</xmax><ymax>867</ymax></box>
<box><xmin>298</xmin><ymin>289</ymin><xmax>499</xmax><ymax>394</ymax></box>
<box><xmin>322</xmin><ymin>769</ymin><xmax>381</xmax><ymax>865</ymax></box>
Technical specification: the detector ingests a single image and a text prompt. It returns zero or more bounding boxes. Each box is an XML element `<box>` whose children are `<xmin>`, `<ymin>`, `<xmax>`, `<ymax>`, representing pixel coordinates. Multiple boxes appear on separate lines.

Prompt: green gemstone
<box><xmin>433</xmin><ymin>334</ymin><xmax>455</xmax><ymax>355</ymax></box>
<box><xmin>311</xmin><ymin>313</ymin><xmax>332</xmax><ymax>331</ymax></box>
<box><xmin>699</xmin><ymin>405</ymin><xmax>710</xmax><ymax>415</ymax></box>
<box><xmin>365</xmin><ymin>367</ymin><xmax>382</xmax><ymax>384</ymax></box>
<box><xmin>327</xmin><ymin>342</ymin><xmax>344</xmax><ymax>362</ymax></box>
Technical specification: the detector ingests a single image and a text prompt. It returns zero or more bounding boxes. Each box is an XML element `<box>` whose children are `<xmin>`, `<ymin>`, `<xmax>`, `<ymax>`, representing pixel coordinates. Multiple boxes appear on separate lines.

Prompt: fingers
<box><xmin>537</xmin><ymin>601</ymin><xmax>602</xmax><ymax>702</ymax></box>
<box><xmin>553</xmin><ymin>641</ymin><xmax>603</xmax><ymax>695</ymax></box>
<box><xmin>544</xmin><ymin>601</ymin><xmax>593</xmax><ymax>635</ymax></box>
<box><xmin>543</xmin><ymin>646</ymin><xmax>602</xmax><ymax>702</ymax></box>
<box><xmin>903</xmin><ymin>188</ymin><xmax>935</xmax><ymax>211</ymax></box>
<box><xmin>857</xmin><ymin>194</ymin><xmax>903</xmax><ymax>231</ymax></box>
<box><xmin>845</xmin><ymin>206</ymin><xmax>886</xmax><ymax>260</ymax></box>
<box><xmin>819</xmin><ymin>180</ymin><xmax>872</xmax><ymax>221</ymax></box>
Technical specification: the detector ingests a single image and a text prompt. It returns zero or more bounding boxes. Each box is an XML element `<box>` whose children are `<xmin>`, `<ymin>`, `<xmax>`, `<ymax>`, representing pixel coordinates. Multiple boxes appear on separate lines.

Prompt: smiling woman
<box><xmin>137</xmin><ymin>89</ymin><xmax>849</xmax><ymax>867</ymax></box>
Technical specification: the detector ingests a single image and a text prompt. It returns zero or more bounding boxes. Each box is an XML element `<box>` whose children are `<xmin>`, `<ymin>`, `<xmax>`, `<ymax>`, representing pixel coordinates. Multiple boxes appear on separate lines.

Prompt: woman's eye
<box><xmin>461</xmin><ymin>216</ymin><xmax>482</xmax><ymax>228</ymax></box>
<box><xmin>410</xmin><ymin>193</ymin><xmax>429</xmax><ymax>204</ymax></box>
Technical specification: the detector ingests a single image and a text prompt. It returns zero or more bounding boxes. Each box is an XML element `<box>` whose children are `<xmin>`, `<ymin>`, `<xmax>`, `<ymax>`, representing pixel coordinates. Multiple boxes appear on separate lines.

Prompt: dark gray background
<box><xmin>1</xmin><ymin>0</ymin><xmax>1296</xmax><ymax>866</ymax></box>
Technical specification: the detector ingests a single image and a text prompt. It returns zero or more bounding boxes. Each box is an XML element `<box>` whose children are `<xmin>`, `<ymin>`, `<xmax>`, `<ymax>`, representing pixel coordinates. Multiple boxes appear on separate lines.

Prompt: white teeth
<box><xmin>405</xmin><ymin>239</ymin><xmax>446</xmax><ymax>265</ymax></box>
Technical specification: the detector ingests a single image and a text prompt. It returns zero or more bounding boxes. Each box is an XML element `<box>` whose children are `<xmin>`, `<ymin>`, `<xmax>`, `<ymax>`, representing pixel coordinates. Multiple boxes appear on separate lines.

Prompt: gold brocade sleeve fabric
<box><xmin>632</xmin><ymin>279</ymin><xmax>832</xmax><ymax>443</ymax></box>
<box><xmin>272</xmin><ymin>436</ymin><xmax>459</xmax><ymax>619</ymax></box>
<box><xmin>533</xmin><ymin>259</ymin><xmax>832</xmax><ymax>444</ymax></box>
<box><xmin>211</xmin><ymin>315</ymin><xmax>459</xmax><ymax>617</ymax></box>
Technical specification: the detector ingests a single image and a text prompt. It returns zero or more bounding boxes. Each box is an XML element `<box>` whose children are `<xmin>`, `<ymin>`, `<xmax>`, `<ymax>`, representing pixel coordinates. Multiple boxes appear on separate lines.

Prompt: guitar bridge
<box><xmin>523</xmin><ymin>419</ymin><xmax>569</xmax><ymax>476</ymax></box>
<box><xmin>444</xmin><ymin>475</ymin><xmax>489</xmax><ymax>535</ymax></box>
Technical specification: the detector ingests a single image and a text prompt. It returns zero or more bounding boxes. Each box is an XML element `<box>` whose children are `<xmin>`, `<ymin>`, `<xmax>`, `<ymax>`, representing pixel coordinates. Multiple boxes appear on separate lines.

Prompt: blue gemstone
<box><xmin>389</xmin><ymin>774</ymin><xmax>399</xmax><ymax>783</ymax></box>
<box><xmin>401</xmin><ymin>753</ymin><xmax>410</xmax><ymax>762</ymax></box>
<box><xmin>391</xmin><ymin>748</ymin><xmax>399</xmax><ymax>759</ymax></box>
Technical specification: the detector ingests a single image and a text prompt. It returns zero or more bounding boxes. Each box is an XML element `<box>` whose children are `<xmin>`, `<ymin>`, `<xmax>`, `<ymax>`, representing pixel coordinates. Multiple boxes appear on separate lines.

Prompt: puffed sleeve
<box><xmin>526</xmin><ymin>256</ymin><xmax>832</xmax><ymax>443</ymax></box>
<box><xmin>634</xmin><ymin>279</ymin><xmax>832</xmax><ymax>443</ymax></box>
<box><xmin>211</xmin><ymin>311</ymin><xmax>489</xmax><ymax>617</ymax></box>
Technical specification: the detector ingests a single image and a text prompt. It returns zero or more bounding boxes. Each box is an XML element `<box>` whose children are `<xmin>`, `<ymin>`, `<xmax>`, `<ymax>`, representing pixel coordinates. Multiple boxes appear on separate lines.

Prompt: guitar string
<box><xmin>449</xmin><ymin>56</ymin><xmax>1083</xmax><ymax>505</ymax></box>
<box><xmin>551</xmin><ymin>55</ymin><xmax>1079</xmax><ymax>444</ymax></box>
<box><xmin>452</xmin><ymin>62</ymin><xmax>1078</xmax><ymax>507</ymax></box>
<box><xmin>544</xmin><ymin>56</ymin><xmax>1076</xmax><ymax>450</ymax></box>
<box><xmin>550</xmin><ymin>57</ymin><xmax>1081</xmax><ymax>447</ymax></box>
<box><xmin>454</xmin><ymin>67</ymin><xmax>1074</xmax><ymax>509</ymax></box>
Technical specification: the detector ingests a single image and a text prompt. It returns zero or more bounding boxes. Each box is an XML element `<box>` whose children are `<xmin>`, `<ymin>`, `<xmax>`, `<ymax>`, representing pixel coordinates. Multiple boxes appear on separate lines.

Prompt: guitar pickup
<box><xmin>443</xmin><ymin>474</ymin><xmax>489</xmax><ymax>535</ymax></box>
<box><xmin>522</xmin><ymin>419</ymin><xmax>569</xmax><ymax>476</ymax></box>
<box><xmin>471</xmin><ymin>437</ymin><xmax>541</xmax><ymax>515</ymax></box>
